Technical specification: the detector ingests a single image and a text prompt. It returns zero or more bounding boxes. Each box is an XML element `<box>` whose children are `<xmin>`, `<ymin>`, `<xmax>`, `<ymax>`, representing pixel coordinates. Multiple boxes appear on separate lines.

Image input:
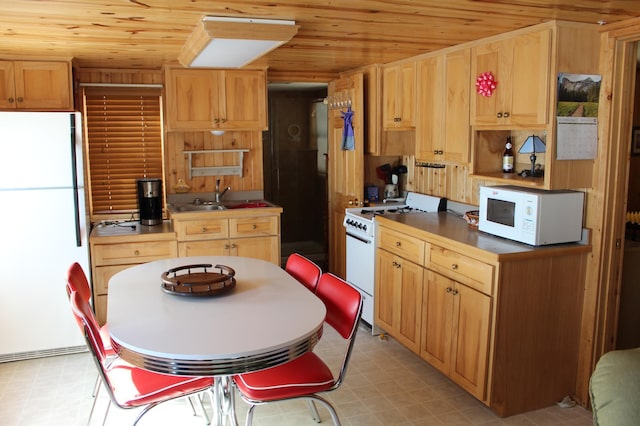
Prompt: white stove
<box><xmin>343</xmin><ymin>192</ymin><xmax>447</xmax><ymax>334</ymax></box>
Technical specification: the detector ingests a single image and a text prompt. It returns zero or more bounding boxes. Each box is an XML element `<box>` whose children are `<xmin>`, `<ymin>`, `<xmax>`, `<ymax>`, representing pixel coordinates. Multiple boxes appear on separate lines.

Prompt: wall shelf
<box><xmin>183</xmin><ymin>149</ymin><xmax>249</xmax><ymax>178</ymax></box>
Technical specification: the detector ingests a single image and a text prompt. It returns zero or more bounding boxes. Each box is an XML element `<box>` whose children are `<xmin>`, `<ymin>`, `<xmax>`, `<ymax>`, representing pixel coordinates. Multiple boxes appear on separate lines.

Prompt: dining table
<box><xmin>106</xmin><ymin>255</ymin><xmax>327</xmax><ymax>426</ymax></box>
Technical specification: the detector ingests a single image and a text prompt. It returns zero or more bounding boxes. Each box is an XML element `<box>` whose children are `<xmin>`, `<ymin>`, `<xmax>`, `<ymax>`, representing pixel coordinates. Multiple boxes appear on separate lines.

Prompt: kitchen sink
<box><xmin>168</xmin><ymin>200</ymin><xmax>275</xmax><ymax>213</ymax></box>
<box><xmin>169</xmin><ymin>203</ymin><xmax>226</xmax><ymax>212</ymax></box>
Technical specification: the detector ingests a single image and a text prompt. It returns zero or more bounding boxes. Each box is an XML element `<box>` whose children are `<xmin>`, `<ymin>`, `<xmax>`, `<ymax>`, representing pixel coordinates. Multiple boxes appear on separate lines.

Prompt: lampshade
<box><xmin>518</xmin><ymin>135</ymin><xmax>547</xmax><ymax>154</ymax></box>
<box><xmin>179</xmin><ymin>16</ymin><xmax>299</xmax><ymax>68</ymax></box>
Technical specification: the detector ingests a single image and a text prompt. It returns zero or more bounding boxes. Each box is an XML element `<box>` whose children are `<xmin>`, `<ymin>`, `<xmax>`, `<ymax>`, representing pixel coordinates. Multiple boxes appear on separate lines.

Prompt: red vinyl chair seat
<box><xmin>234</xmin><ymin>352</ymin><xmax>334</xmax><ymax>401</ymax></box>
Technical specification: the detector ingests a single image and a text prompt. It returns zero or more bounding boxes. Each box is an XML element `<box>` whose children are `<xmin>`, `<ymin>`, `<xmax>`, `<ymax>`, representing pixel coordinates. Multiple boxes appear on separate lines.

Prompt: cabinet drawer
<box><xmin>92</xmin><ymin>240</ymin><xmax>177</xmax><ymax>266</ymax></box>
<box><xmin>230</xmin><ymin>216</ymin><xmax>278</xmax><ymax>237</ymax></box>
<box><xmin>429</xmin><ymin>246</ymin><xmax>494</xmax><ymax>295</ymax></box>
<box><xmin>175</xmin><ymin>218</ymin><xmax>229</xmax><ymax>241</ymax></box>
<box><xmin>378</xmin><ymin>227</ymin><xmax>426</xmax><ymax>265</ymax></box>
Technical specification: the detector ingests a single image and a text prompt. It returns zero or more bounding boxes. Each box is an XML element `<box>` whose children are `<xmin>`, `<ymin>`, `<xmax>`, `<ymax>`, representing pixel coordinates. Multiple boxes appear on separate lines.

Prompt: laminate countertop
<box><xmin>375</xmin><ymin>211</ymin><xmax>591</xmax><ymax>261</ymax></box>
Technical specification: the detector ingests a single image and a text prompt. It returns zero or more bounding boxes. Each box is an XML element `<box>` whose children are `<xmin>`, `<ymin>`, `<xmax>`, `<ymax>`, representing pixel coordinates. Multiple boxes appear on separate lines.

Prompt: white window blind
<box><xmin>83</xmin><ymin>87</ymin><xmax>163</xmax><ymax>216</ymax></box>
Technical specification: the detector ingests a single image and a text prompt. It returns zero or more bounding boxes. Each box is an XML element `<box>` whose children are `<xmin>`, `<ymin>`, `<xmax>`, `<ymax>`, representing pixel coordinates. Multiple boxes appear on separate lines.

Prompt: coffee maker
<box><xmin>137</xmin><ymin>178</ymin><xmax>163</xmax><ymax>226</ymax></box>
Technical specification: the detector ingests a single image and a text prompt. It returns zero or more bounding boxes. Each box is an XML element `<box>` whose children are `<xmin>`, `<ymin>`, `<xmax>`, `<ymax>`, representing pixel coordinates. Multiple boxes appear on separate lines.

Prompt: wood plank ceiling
<box><xmin>1</xmin><ymin>0</ymin><xmax>640</xmax><ymax>80</ymax></box>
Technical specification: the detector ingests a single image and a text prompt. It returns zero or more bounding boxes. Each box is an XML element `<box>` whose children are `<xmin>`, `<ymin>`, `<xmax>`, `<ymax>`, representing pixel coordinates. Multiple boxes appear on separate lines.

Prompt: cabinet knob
<box><xmin>503</xmin><ymin>112</ymin><xmax>510</xmax><ymax>118</ymax></box>
<box><xmin>231</xmin><ymin>243</ymin><xmax>237</xmax><ymax>249</ymax></box>
<box><xmin>8</xmin><ymin>97</ymin><xmax>14</xmax><ymax>103</ymax></box>
<box><xmin>496</xmin><ymin>112</ymin><xmax>503</xmax><ymax>118</ymax></box>
<box><xmin>452</xmin><ymin>289</ymin><xmax>459</xmax><ymax>295</ymax></box>
<box><xmin>395</xmin><ymin>241</ymin><xmax>401</xmax><ymax>247</ymax></box>
<box><xmin>16</xmin><ymin>97</ymin><xmax>23</xmax><ymax>103</ymax></box>
<box><xmin>437</xmin><ymin>150</ymin><xmax>443</xmax><ymax>155</ymax></box>
<box><xmin>221</xmin><ymin>118</ymin><xmax>227</xmax><ymax>123</ymax></box>
<box><xmin>252</xmin><ymin>224</ymin><xmax>257</xmax><ymax>230</ymax></box>
<box><xmin>392</xmin><ymin>261</ymin><xmax>401</xmax><ymax>268</ymax></box>
<box><xmin>224</xmin><ymin>244</ymin><xmax>230</xmax><ymax>250</ymax></box>
<box><xmin>348</xmin><ymin>198</ymin><xmax>359</xmax><ymax>206</ymax></box>
<box><xmin>451</xmin><ymin>263</ymin><xmax>458</xmax><ymax>270</ymax></box>
<box><xmin>446</xmin><ymin>287</ymin><xmax>453</xmax><ymax>293</ymax></box>
<box><xmin>134</xmin><ymin>250</ymin><xmax>140</xmax><ymax>256</ymax></box>
<box><xmin>214</xmin><ymin>118</ymin><xmax>220</xmax><ymax>124</ymax></box>
<box><xmin>394</xmin><ymin>117</ymin><xmax>401</xmax><ymax>122</ymax></box>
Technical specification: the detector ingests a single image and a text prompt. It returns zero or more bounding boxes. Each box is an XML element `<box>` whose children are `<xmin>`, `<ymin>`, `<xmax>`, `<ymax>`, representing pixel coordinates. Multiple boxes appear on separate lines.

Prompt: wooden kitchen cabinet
<box><xmin>89</xmin><ymin>226</ymin><xmax>178</xmax><ymax>325</ymax></box>
<box><xmin>164</xmin><ymin>67</ymin><xmax>267</xmax><ymax>131</ymax></box>
<box><xmin>375</xmin><ymin>248</ymin><xmax>424</xmax><ymax>353</ymax></box>
<box><xmin>470</xmin><ymin>29</ymin><xmax>551</xmax><ymax>127</ymax></box>
<box><xmin>416</xmin><ymin>48</ymin><xmax>471</xmax><ymax>163</ymax></box>
<box><xmin>382</xmin><ymin>61</ymin><xmax>416</xmax><ymax>130</ymax></box>
<box><xmin>172</xmin><ymin>210</ymin><xmax>281</xmax><ymax>264</ymax></box>
<box><xmin>421</xmin><ymin>269</ymin><xmax>491</xmax><ymax>400</ymax></box>
<box><xmin>0</xmin><ymin>60</ymin><xmax>72</xmax><ymax>110</ymax></box>
<box><xmin>375</xmin><ymin>214</ymin><xmax>590</xmax><ymax>416</ymax></box>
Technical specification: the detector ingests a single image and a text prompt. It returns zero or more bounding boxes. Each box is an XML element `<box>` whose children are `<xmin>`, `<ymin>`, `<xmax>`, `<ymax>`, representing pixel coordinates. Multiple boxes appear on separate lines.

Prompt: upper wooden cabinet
<box><xmin>0</xmin><ymin>61</ymin><xmax>72</xmax><ymax>110</ymax></box>
<box><xmin>165</xmin><ymin>68</ymin><xmax>267</xmax><ymax>131</ymax></box>
<box><xmin>470</xmin><ymin>29</ymin><xmax>551</xmax><ymax>127</ymax></box>
<box><xmin>382</xmin><ymin>62</ymin><xmax>416</xmax><ymax>130</ymax></box>
<box><xmin>416</xmin><ymin>48</ymin><xmax>471</xmax><ymax>163</ymax></box>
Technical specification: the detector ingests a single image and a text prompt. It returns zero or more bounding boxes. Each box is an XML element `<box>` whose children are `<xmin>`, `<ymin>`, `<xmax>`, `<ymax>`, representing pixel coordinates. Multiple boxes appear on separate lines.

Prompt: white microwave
<box><xmin>478</xmin><ymin>185</ymin><xmax>584</xmax><ymax>246</ymax></box>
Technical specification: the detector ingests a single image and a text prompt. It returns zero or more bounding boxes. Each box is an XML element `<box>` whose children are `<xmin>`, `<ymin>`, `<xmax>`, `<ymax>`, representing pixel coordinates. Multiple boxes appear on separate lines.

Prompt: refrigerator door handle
<box><xmin>70</xmin><ymin>115</ymin><xmax>82</xmax><ymax>247</ymax></box>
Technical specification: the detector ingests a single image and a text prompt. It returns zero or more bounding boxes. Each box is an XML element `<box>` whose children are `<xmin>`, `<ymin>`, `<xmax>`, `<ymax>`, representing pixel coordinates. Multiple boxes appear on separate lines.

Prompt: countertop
<box><xmin>90</xmin><ymin>220</ymin><xmax>175</xmax><ymax>241</ymax></box>
<box><xmin>376</xmin><ymin>211</ymin><xmax>591</xmax><ymax>261</ymax></box>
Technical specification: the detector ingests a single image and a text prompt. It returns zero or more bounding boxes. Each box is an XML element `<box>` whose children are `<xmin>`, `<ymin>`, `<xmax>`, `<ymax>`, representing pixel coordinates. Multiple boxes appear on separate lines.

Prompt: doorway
<box><xmin>263</xmin><ymin>83</ymin><xmax>329</xmax><ymax>269</ymax></box>
<box><xmin>617</xmin><ymin>42</ymin><xmax>640</xmax><ymax>349</ymax></box>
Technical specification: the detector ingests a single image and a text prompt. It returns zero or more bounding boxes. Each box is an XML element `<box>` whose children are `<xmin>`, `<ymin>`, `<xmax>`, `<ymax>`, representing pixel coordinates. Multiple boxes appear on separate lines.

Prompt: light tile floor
<box><xmin>0</xmin><ymin>323</ymin><xmax>593</xmax><ymax>425</ymax></box>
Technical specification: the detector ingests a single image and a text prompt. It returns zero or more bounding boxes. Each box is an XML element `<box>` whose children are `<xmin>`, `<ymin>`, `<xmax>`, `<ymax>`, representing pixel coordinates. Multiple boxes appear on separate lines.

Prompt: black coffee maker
<box><xmin>137</xmin><ymin>178</ymin><xmax>163</xmax><ymax>226</ymax></box>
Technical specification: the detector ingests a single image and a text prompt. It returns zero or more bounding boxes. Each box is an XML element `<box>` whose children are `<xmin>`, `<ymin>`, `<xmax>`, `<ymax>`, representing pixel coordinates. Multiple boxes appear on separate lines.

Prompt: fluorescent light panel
<box><xmin>179</xmin><ymin>16</ymin><xmax>299</xmax><ymax>68</ymax></box>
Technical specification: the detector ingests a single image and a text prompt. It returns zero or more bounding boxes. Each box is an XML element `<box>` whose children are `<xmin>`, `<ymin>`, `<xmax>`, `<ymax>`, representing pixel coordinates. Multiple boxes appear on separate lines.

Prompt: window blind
<box><xmin>83</xmin><ymin>87</ymin><xmax>163</xmax><ymax>216</ymax></box>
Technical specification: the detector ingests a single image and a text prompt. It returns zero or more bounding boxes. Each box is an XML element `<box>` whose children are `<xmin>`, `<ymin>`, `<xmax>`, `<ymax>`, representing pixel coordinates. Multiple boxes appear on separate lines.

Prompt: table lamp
<box><xmin>518</xmin><ymin>135</ymin><xmax>546</xmax><ymax>177</ymax></box>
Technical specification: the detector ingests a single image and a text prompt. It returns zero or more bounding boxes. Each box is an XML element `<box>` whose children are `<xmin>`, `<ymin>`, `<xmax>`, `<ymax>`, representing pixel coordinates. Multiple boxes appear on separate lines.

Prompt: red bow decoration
<box><xmin>476</xmin><ymin>72</ymin><xmax>497</xmax><ymax>97</ymax></box>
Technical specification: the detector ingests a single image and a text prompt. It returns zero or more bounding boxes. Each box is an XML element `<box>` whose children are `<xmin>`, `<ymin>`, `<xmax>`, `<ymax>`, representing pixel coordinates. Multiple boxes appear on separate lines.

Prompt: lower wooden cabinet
<box><xmin>375</xmin><ymin>249</ymin><xmax>424</xmax><ymax>353</ymax></box>
<box><xmin>375</xmin><ymin>216</ymin><xmax>590</xmax><ymax>416</ymax></box>
<box><xmin>90</xmin><ymin>229</ymin><xmax>178</xmax><ymax>325</ymax></box>
<box><xmin>173</xmin><ymin>212</ymin><xmax>281</xmax><ymax>264</ymax></box>
<box><xmin>421</xmin><ymin>270</ymin><xmax>491</xmax><ymax>400</ymax></box>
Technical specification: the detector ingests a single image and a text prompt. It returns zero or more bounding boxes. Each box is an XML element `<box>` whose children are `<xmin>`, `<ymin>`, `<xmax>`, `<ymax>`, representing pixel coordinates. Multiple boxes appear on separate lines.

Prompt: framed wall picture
<box><xmin>633</xmin><ymin>127</ymin><xmax>640</xmax><ymax>156</ymax></box>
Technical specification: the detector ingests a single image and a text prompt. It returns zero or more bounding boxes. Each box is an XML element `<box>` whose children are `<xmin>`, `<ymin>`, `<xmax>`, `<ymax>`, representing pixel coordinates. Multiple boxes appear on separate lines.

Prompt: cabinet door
<box><xmin>508</xmin><ymin>29</ymin><xmax>551</xmax><ymax>126</ymax></box>
<box><xmin>421</xmin><ymin>270</ymin><xmax>454</xmax><ymax>374</ymax></box>
<box><xmin>471</xmin><ymin>30</ymin><xmax>551</xmax><ymax>126</ymax></box>
<box><xmin>471</xmin><ymin>39</ymin><xmax>508</xmax><ymax>126</ymax></box>
<box><xmin>375</xmin><ymin>249</ymin><xmax>423</xmax><ymax>353</ymax></box>
<box><xmin>442</xmin><ymin>49</ymin><xmax>471</xmax><ymax>163</ymax></box>
<box><xmin>14</xmin><ymin>61</ymin><xmax>72</xmax><ymax>110</ymax></box>
<box><xmin>231</xmin><ymin>236</ymin><xmax>279</xmax><ymax>264</ymax></box>
<box><xmin>415</xmin><ymin>55</ymin><xmax>444</xmax><ymax>161</ymax></box>
<box><xmin>450</xmin><ymin>283</ymin><xmax>491</xmax><ymax>399</ymax></box>
<box><xmin>165</xmin><ymin>69</ymin><xmax>215</xmax><ymax>130</ymax></box>
<box><xmin>382</xmin><ymin>62</ymin><xmax>415</xmax><ymax>129</ymax></box>
<box><xmin>0</xmin><ymin>61</ymin><xmax>16</xmax><ymax>109</ymax></box>
<box><xmin>220</xmin><ymin>70</ymin><xmax>267</xmax><ymax>130</ymax></box>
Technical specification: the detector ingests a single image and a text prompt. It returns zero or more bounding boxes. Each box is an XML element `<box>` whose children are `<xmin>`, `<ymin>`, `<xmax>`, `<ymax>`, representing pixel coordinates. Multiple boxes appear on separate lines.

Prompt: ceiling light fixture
<box><xmin>178</xmin><ymin>16</ymin><xmax>299</xmax><ymax>68</ymax></box>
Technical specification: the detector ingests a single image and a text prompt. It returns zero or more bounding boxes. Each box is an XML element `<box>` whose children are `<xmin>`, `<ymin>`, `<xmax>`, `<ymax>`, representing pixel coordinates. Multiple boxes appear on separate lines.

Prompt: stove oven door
<box><xmin>345</xmin><ymin>231</ymin><xmax>378</xmax><ymax>333</ymax></box>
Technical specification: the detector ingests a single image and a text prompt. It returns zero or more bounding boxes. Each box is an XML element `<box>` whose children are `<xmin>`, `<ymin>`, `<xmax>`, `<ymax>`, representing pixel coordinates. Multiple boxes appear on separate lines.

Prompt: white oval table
<box><xmin>107</xmin><ymin>256</ymin><xmax>326</xmax><ymax>426</ymax></box>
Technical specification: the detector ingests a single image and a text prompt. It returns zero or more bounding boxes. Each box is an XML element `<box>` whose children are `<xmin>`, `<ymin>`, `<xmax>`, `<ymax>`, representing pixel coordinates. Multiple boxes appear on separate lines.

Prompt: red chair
<box><xmin>68</xmin><ymin>290</ymin><xmax>214</xmax><ymax>425</ymax></box>
<box><xmin>285</xmin><ymin>253</ymin><xmax>322</xmax><ymax>293</ymax></box>
<box><xmin>233</xmin><ymin>272</ymin><xmax>362</xmax><ymax>426</ymax></box>
<box><xmin>66</xmin><ymin>262</ymin><xmax>113</xmax><ymax>355</ymax></box>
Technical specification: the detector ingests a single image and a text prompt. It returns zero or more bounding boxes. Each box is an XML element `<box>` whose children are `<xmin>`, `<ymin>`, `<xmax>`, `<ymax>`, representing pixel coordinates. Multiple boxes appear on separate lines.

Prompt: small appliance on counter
<box><xmin>137</xmin><ymin>178</ymin><xmax>163</xmax><ymax>226</ymax></box>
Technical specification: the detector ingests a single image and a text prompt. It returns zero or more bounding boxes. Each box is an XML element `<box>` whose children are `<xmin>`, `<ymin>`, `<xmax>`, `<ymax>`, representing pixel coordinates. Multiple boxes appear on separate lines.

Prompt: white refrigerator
<box><xmin>0</xmin><ymin>112</ymin><xmax>88</xmax><ymax>361</ymax></box>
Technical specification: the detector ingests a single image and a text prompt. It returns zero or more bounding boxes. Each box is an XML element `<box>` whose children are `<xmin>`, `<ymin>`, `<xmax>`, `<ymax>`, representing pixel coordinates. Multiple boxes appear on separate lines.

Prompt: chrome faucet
<box><xmin>214</xmin><ymin>178</ymin><xmax>231</xmax><ymax>203</ymax></box>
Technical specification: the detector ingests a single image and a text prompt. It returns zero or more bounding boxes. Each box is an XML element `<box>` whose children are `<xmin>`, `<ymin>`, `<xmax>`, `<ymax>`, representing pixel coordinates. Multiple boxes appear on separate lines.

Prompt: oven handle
<box><xmin>346</xmin><ymin>232</ymin><xmax>372</xmax><ymax>244</ymax></box>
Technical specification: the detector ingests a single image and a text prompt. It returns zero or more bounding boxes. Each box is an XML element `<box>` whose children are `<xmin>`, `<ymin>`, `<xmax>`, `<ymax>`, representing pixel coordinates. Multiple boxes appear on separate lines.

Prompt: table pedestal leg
<box><xmin>211</xmin><ymin>376</ymin><xmax>239</xmax><ymax>426</ymax></box>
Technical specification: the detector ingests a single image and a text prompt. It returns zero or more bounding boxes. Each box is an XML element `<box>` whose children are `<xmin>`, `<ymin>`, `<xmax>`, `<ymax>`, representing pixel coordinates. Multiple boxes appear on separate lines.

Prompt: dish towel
<box><xmin>341</xmin><ymin>106</ymin><xmax>355</xmax><ymax>150</ymax></box>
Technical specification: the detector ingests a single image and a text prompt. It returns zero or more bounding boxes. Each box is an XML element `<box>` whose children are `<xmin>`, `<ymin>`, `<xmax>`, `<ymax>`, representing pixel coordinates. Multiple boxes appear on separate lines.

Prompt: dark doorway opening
<box><xmin>263</xmin><ymin>83</ymin><xmax>329</xmax><ymax>269</ymax></box>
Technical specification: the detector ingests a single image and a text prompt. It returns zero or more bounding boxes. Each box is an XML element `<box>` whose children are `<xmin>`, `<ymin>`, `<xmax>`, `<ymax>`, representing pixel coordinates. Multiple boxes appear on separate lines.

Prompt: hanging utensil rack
<box><xmin>184</xmin><ymin>149</ymin><xmax>249</xmax><ymax>178</ymax></box>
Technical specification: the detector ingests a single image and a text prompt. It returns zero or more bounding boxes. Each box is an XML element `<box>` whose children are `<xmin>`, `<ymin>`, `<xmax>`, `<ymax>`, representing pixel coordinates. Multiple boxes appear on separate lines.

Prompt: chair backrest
<box><xmin>68</xmin><ymin>290</ymin><xmax>108</xmax><ymax>364</ymax></box>
<box><xmin>66</xmin><ymin>262</ymin><xmax>92</xmax><ymax>302</ymax></box>
<box><xmin>315</xmin><ymin>273</ymin><xmax>362</xmax><ymax>339</ymax></box>
<box><xmin>285</xmin><ymin>253</ymin><xmax>322</xmax><ymax>293</ymax></box>
<box><xmin>315</xmin><ymin>272</ymin><xmax>362</xmax><ymax>388</ymax></box>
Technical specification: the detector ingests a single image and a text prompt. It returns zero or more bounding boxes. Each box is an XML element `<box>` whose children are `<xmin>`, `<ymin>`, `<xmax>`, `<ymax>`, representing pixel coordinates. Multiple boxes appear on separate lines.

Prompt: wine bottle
<box><xmin>503</xmin><ymin>136</ymin><xmax>514</xmax><ymax>173</ymax></box>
